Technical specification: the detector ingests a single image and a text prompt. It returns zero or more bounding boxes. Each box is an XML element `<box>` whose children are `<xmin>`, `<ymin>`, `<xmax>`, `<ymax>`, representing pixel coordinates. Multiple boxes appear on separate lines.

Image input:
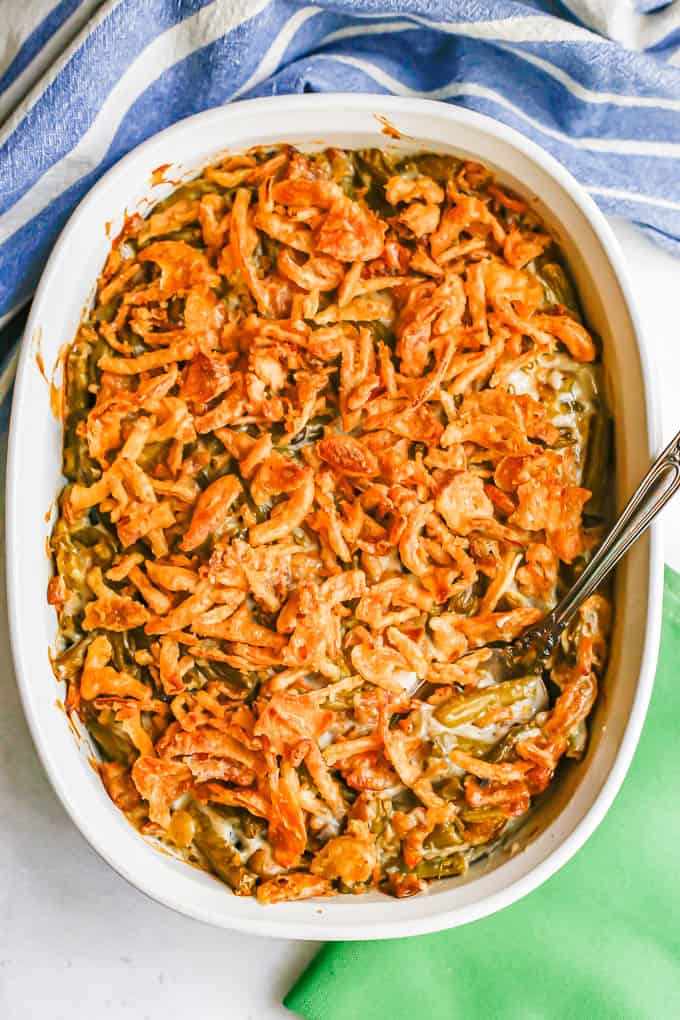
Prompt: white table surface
<box><xmin>0</xmin><ymin>217</ymin><xmax>678</xmax><ymax>1020</ymax></box>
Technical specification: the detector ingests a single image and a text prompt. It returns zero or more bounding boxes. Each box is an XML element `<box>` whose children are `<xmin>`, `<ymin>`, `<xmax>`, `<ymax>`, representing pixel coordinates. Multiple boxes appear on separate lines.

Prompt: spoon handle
<box><xmin>549</xmin><ymin>427</ymin><xmax>680</xmax><ymax>634</ymax></box>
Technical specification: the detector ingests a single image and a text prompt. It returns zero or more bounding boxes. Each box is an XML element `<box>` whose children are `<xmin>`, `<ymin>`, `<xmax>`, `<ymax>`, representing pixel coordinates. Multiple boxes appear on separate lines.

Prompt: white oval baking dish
<box><xmin>6</xmin><ymin>94</ymin><xmax>663</xmax><ymax>940</ymax></box>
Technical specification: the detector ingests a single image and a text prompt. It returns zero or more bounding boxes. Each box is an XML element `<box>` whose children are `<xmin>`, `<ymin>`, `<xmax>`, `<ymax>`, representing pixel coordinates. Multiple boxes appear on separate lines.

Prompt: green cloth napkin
<box><xmin>286</xmin><ymin>566</ymin><xmax>680</xmax><ymax>1020</ymax></box>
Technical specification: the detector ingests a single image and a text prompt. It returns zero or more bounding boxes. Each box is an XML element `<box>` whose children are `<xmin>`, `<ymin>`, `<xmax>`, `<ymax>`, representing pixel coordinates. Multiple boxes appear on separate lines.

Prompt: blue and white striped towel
<box><xmin>1</xmin><ymin>0</ymin><xmax>680</xmax><ymax>343</ymax></box>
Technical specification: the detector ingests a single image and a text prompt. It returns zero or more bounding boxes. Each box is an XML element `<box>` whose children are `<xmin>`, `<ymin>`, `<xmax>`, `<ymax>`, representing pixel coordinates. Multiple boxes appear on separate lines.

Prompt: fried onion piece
<box><xmin>131</xmin><ymin>756</ymin><xmax>192</xmax><ymax>828</ymax></box>
<box><xmin>256</xmin><ymin>872</ymin><xmax>335</xmax><ymax>904</ymax></box>
<box><xmin>254</xmin><ymin>692</ymin><xmax>333</xmax><ymax>755</ymax></box>
<box><xmin>82</xmin><ymin>590</ymin><xmax>149</xmax><ymax>632</ymax></box>
<box><xmin>386</xmin><ymin>175</ymin><xmax>445</xmax><ymax>205</ymax></box>
<box><xmin>316</xmin><ymin>196</ymin><xmax>386</xmax><ymax>262</ymax></box>
<box><xmin>268</xmin><ymin>760</ymin><xmax>308</xmax><ymax>868</ymax></box>
<box><xmin>101</xmin><ymin>761</ymin><xmax>143</xmax><ymax>813</ymax></box>
<box><xmin>396</xmin><ymin>803</ymin><xmax>458</xmax><ymax>869</ymax></box>
<box><xmin>510</xmin><ymin>479</ymin><xmax>590</xmax><ymax>563</ymax></box>
<box><xmin>436</xmin><ymin>472</ymin><xmax>494</xmax><ymax>534</ymax></box>
<box><xmin>179</xmin><ymin>352</ymin><xmax>232</xmax><ymax>410</ymax></box>
<box><xmin>81</xmin><ymin>635</ymin><xmax>152</xmax><ymax>704</ymax></box>
<box><xmin>310</xmin><ymin>819</ymin><xmax>378</xmax><ymax>886</ymax></box>
<box><xmin>456</xmin><ymin>607</ymin><xmax>542</xmax><ymax>648</ymax></box>
<box><xmin>180</xmin><ymin>474</ymin><xmax>242</xmax><ymax>551</ymax></box>
<box><xmin>138</xmin><ymin>240</ymin><xmax>220</xmax><ymax>296</ymax></box>
<box><xmin>248</xmin><ymin>469</ymin><xmax>314</xmax><ymax>545</ymax></box>
<box><xmin>317</xmin><ymin>434</ymin><xmax>379</xmax><ymax>477</ymax></box>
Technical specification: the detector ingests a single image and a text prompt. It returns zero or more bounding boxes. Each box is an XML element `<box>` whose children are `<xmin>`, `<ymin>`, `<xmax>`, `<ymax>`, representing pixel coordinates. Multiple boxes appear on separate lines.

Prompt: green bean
<box><xmin>87</xmin><ymin>717</ymin><xmax>136</xmax><ymax>765</ymax></box>
<box><xmin>416</xmin><ymin>853</ymin><xmax>467</xmax><ymax>879</ymax></box>
<box><xmin>197</xmin><ymin>450</ymin><xmax>238</xmax><ymax>488</ymax></box>
<box><xmin>52</xmin><ymin>522</ymin><xmax>91</xmax><ymax>596</ymax></box>
<box><xmin>181</xmin><ymin>179</ymin><xmax>224</xmax><ymax>201</ymax></box>
<box><xmin>460</xmin><ymin>807</ymin><xmax>507</xmax><ymax>825</ymax></box>
<box><xmin>353</xmin><ymin>148</ymin><xmax>399</xmax><ymax>185</ymax></box>
<box><xmin>167</xmin><ymin>296</ymin><xmax>184</xmax><ymax>323</ymax></box>
<box><xmin>554</xmin><ymin>427</ymin><xmax>576</xmax><ymax>449</ymax></box>
<box><xmin>71</xmin><ymin>524</ymin><xmax>117</xmax><ymax>564</ymax></box>
<box><xmin>352</xmin><ymin>150</ymin><xmax>398</xmax><ymax>216</ymax></box>
<box><xmin>583</xmin><ymin>412</ymin><xmax>613</xmax><ymax>520</ymax></box>
<box><xmin>439</xmin><ymin>777</ymin><xmax>463</xmax><ymax>802</ymax></box>
<box><xmin>367</xmin><ymin>322</ymin><xmax>397</xmax><ymax>350</ymax></box>
<box><xmin>447</xmin><ymin>587</ymin><xmax>478</xmax><ymax>616</ymax></box>
<box><xmin>327</xmin><ymin>149</ymin><xmax>355</xmax><ymax>196</ymax></box>
<box><xmin>52</xmin><ymin>636</ymin><xmax>92</xmax><ymax>683</ymax></box>
<box><xmin>258</xmin><ymin>233</ymin><xmax>280</xmax><ymax>268</ymax></box>
<box><xmin>150</xmin><ymin>178</ymin><xmax>220</xmax><ymax>215</ymax></box>
<box><xmin>489</xmin><ymin>723</ymin><xmax>539</xmax><ymax>763</ymax></box>
<box><xmin>434</xmin><ymin>675</ymin><xmax>545</xmax><ymax>728</ymax></box>
<box><xmin>241</xmin><ymin>813</ymin><xmax>263</xmax><ymax>841</ymax></box>
<box><xmin>424</xmin><ymin>822</ymin><xmax>463</xmax><ymax>851</ymax></box>
<box><xmin>188</xmin><ymin>804</ymin><xmax>257</xmax><ymax>895</ymax></box>
<box><xmin>90</xmin><ymin>299</ymin><xmax>121</xmax><ymax>325</ymax></box>
<box><xmin>401</xmin><ymin>153</ymin><xmax>462</xmax><ymax>186</ymax></box>
<box><xmin>64</xmin><ymin>337</ymin><xmax>91</xmax><ymax>412</ymax></box>
<box><xmin>88</xmin><ymin>335</ymin><xmax>115</xmax><ymax>387</ymax></box>
<box><xmin>137</xmin><ymin>440</ymin><xmax>171</xmax><ymax>474</ymax></box>
<box><xmin>108</xmin><ymin>632</ymin><xmax>142</xmax><ymax>677</ymax></box>
<box><xmin>534</xmin><ymin>261</ymin><xmax>582</xmax><ymax>319</ymax></box>
<box><xmin>64</xmin><ymin>434</ymin><xmax>101</xmax><ymax>485</ymax></box>
<box><xmin>196</xmin><ymin>659</ymin><xmax>259</xmax><ymax>694</ymax></box>
<box><xmin>449</xmin><ymin>735</ymin><xmax>495</xmax><ymax>755</ymax></box>
<box><xmin>62</xmin><ymin>337</ymin><xmax>102</xmax><ymax>483</ymax></box>
<box><xmin>285</xmin><ymin>415</ymin><xmax>333</xmax><ymax>453</ymax></box>
<box><xmin>141</xmin><ymin>225</ymin><xmax>203</xmax><ymax>247</ymax></box>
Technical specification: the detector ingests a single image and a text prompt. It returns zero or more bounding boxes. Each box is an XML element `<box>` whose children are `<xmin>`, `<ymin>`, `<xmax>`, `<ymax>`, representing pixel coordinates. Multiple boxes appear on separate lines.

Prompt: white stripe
<box><xmin>0</xmin><ymin>0</ymin><xmax>105</xmax><ymax>124</ymax></box>
<box><xmin>319</xmin><ymin>20</ymin><xmax>415</xmax><ymax>46</ymax></box>
<box><xmin>230</xmin><ymin>4</ymin><xmax>321</xmax><ymax>100</ymax></box>
<box><xmin>0</xmin><ymin>0</ymin><xmax>271</xmax><ymax>245</ymax></box>
<box><xmin>589</xmin><ymin>185</ymin><xmax>680</xmax><ymax>213</ymax></box>
<box><xmin>316</xmin><ymin>53</ymin><xmax>680</xmax><ymax>158</ymax></box>
<box><xmin>406</xmin><ymin>12</ymin><xmax>602</xmax><ymax>45</ymax></box>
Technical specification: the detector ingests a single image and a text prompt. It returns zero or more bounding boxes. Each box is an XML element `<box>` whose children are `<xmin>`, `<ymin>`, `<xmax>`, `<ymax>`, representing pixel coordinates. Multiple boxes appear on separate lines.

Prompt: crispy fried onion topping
<box><xmin>51</xmin><ymin>144</ymin><xmax>610</xmax><ymax>904</ymax></box>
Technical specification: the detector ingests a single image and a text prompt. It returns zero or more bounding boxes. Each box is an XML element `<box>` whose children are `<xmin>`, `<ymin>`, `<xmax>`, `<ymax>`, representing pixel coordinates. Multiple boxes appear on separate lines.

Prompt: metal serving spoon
<box><xmin>434</xmin><ymin>427</ymin><xmax>680</xmax><ymax>686</ymax></box>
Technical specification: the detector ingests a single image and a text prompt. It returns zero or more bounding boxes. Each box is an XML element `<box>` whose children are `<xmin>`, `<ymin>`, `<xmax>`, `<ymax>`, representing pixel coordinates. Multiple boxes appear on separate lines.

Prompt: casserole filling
<box><xmin>49</xmin><ymin>145</ymin><xmax>612</xmax><ymax>903</ymax></box>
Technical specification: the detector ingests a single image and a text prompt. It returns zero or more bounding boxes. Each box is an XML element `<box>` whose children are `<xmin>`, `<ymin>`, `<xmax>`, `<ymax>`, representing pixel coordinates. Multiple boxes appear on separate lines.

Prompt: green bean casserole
<box><xmin>48</xmin><ymin>144</ymin><xmax>612</xmax><ymax>903</ymax></box>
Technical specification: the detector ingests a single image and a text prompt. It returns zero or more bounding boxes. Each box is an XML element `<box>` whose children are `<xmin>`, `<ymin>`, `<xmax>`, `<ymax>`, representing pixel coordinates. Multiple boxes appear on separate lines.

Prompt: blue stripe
<box><xmin>0</xmin><ymin>0</ymin><xmax>84</xmax><ymax>97</ymax></box>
